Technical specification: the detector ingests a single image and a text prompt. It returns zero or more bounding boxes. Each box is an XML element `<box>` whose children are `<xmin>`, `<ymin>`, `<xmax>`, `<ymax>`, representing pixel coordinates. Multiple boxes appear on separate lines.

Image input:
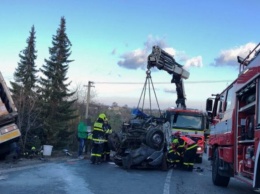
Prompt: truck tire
<box><xmin>212</xmin><ymin>149</ymin><xmax>230</xmax><ymax>187</ymax></box>
<box><xmin>145</xmin><ymin>128</ymin><xmax>164</xmax><ymax>150</ymax></box>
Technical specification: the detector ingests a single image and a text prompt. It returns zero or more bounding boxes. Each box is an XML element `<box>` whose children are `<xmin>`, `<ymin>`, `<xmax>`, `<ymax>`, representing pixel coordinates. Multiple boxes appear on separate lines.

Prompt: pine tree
<box><xmin>39</xmin><ymin>17</ymin><xmax>76</xmax><ymax>148</ymax></box>
<box><xmin>10</xmin><ymin>25</ymin><xmax>40</xmax><ymax>151</ymax></box>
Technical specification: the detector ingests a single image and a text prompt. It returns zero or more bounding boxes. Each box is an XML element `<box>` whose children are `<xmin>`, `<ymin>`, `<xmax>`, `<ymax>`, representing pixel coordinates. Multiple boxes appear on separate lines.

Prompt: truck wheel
<box><xmin>145</xmin><ymin>128</ymin><xmax>164</xmax><ymax>150</ymax></box>
<box><xmin>212</xmin><ymin>149</ymin><xmax>230</xmax><ymax>187</ymax></box>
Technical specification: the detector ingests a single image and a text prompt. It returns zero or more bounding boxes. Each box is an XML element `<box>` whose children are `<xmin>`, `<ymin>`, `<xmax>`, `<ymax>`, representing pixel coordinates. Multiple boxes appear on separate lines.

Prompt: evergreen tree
<box><xmin>39</xmin><ymin>17</ymin><xmax>76</xmax><ymax>148</ymax></box>
<box><xmin>10</xmin><ymin>25</ymin><xmax>40</xmax><ymax>151</ymax></box>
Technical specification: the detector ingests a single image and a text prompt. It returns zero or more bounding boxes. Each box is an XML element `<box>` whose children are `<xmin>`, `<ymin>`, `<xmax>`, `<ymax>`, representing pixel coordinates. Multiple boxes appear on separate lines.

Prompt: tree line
<box><xmin>10</xmin><ymin>16</ymin><xmax>76</xmax><ymax>151</ymax></box>
<box><xmin>9</xmin><ymin>17</ymin><xmax>133</xmax><ymax>153</ymax></box>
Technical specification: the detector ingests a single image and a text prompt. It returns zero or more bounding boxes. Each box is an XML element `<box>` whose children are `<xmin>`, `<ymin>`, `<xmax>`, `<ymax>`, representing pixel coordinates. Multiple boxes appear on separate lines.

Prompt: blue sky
<box><xmin>1</xmin><ymin>0</ymin><xmax>260</xmax><ymax>110</ymax></box>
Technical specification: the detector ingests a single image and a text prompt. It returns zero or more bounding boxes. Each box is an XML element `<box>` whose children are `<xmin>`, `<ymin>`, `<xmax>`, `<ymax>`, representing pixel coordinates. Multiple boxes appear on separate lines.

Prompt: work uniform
<box><xmin>167</xmin><ymin>141</ymin><xmax>180</xmax><ymax>168</ymax></box>
<box><xmin>167</xmin><ymin>138</ymin><xmax>185</xmax><ymax>169</ymax></box>
<box><xmin>103</xmin><ymin>119</ymin><xmax>112</xmax><ymax>162</ymax></box>
<box><xmin>91</xmin><ymin>113</ymin><xmax>106</xmax><ymax>164</ymax></box>
<box><xmin>181</xmin><ymin>136</ymin><xmax>198</xmax><ymax>171</ymax></box>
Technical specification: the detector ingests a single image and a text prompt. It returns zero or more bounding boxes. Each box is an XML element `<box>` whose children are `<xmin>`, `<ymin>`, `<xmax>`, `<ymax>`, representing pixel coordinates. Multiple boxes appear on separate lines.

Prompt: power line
<box><xmin>93</xmin><ymin>80</ymin><xmax>232</xmax><ymax>84</ymax></box>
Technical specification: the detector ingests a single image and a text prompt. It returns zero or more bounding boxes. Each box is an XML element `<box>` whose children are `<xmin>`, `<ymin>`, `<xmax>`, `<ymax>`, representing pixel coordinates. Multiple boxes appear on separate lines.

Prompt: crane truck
<box><xmin>109</xmin><ymin>45</ymin><xmax>207</xmax><ymax>169</ymax></box>
<box><xmin>147</xmin><ymin>46</ymin><xmax>208</xmax><ymax>163</ymax></box>
<box><xmin>0</xmin><ymin>71</ymin><xmax>21</xmax><ymax>160</ymax></box>
<box><xmin>206</xmin><ymin>43</ymin><xmax>260</xmax><ymax>190</ymax></box>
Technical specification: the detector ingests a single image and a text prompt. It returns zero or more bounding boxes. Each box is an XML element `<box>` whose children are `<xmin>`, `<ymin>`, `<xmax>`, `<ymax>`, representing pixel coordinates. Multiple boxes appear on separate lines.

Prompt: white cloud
<box><xmin>118</xmin><ymin>48</ymin><xmax>147</xmax><ymax>69</ymax></box>
<box><xmin>117</xmin><ymin>35</ymin><xmax>202</xmax><ymax>71</ymax></box>
<box><xmin>211</xmin><ymin>42</ymin><xmax>257</xmax><ymax>67</ymax></box>
<box><xmin>184</xmin><ymin>56</ymin><xmax>203</xmax><ymax>69</ymax></box>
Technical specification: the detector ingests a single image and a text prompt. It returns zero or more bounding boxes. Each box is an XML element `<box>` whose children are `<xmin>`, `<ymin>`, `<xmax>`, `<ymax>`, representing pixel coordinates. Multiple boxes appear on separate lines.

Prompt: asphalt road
<box><xmin>0</xmin><ymin>154</ymin><xmax>257</xmax><ymax>194</ymax></box>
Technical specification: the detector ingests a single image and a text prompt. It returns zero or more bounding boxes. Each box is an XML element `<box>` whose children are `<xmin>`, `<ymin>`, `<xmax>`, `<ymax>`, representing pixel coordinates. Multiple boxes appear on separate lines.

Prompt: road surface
<box><xmin>0</xmin><ymin>155</ymin><xmax>256</xmax><ymax>194</ymax></box>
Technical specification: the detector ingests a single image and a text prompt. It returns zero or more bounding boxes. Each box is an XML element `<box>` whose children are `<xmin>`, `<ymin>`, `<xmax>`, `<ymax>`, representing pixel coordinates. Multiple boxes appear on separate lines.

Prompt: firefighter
<box><xmin>181</xmin><ymin>135</ymin><xmax>198</xmax><ymax>171</ymax></box>
<box><xmin>167</xmin><ymin>131</ymin><xmax>186</xmax><ymax>169</ymax></box>
<box><xmin>167</xmin><ymin>138</ymin><xmax>181</xmax><ymax>168</ymax></box>
<box><xmin>103</xmin><ymin>118</ymin><xmax>112</xmax><ymax>162</ymax></box>
<box><xmin>90</xmin><ymin>113</ymin><xmax>106</xmax><ymax>164</ymax></box>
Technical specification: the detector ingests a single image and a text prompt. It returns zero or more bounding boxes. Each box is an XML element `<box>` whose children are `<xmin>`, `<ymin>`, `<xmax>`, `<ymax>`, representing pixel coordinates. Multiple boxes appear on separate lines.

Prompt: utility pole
<box><xmin>84</xmin><ymin>81</ymin><xmax>94</xmax><ymax>119</ymax></box>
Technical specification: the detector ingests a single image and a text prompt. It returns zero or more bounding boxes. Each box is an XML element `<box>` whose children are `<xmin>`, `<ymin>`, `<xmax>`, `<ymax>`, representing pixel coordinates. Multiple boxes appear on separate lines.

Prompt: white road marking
<box><xmin>163</xmin><ymin>169</ymin><xmax>173</xmax><ymax>194</ymax></box>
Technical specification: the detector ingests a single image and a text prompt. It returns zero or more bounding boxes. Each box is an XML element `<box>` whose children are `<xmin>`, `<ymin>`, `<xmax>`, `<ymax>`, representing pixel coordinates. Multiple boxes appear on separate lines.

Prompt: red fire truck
<box><xmin>206</xmin><ymin>43</ymin><xmax>260</xmax><ymax>190</ymax></box>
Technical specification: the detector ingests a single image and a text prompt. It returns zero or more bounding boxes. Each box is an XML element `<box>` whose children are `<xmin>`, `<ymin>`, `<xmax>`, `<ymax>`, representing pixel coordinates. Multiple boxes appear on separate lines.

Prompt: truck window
<box><xmin>224</xmin><ymin>86</ymin><xmax>234</xmax><ymax>111</ymax></box>
<box><xmin>171</xmin><ymin>114</ymin><xmax>203</xmax><ymax>130</ymax></box>
<box><xmin>217</xmin><ymin>92</ymin><xmax>226</xmax><ymax>113</ymax></box>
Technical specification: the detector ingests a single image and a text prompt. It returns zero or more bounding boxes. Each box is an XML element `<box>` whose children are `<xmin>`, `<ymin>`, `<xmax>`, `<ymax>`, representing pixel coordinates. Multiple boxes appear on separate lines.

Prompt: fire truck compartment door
<box><xmin>220</xmin><ymin>147</ymin><xmax>233</xmax><ymax>163</ymax></box>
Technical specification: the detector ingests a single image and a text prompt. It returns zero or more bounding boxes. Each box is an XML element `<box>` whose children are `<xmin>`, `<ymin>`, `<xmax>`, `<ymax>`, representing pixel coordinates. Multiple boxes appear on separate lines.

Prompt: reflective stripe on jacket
<box><xmin>93</xmin><ymin>122</ymin><xmax>104</xmax><ymax>132</ymax></box>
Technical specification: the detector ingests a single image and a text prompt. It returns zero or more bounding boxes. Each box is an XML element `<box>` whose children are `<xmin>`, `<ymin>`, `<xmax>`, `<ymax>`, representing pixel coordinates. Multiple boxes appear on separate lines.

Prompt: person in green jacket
<box><xmin>77</xmin><ymin>119</ymin><xmax>88</xmax><ymax>159</ymax></box>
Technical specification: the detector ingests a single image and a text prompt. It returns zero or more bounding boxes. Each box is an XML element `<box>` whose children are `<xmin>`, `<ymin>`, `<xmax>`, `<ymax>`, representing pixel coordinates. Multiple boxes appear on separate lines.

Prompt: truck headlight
<box><xmin>197</xmin><ymin>147</ymin><xmax>202</xmax><ymax>151</ymax></box>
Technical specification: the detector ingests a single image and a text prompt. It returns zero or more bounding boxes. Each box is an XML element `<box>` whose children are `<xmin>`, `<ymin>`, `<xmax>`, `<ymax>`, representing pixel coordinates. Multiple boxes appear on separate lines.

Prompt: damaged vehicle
<box><xmin>108</xmin><ymin>108</ymin><xmax>172</xmax><ymax>170</ymax></box>
<box><xmin>108</xmin><ymin>45</ymin><xmax>191</xmax><ymax>170</ymax></box>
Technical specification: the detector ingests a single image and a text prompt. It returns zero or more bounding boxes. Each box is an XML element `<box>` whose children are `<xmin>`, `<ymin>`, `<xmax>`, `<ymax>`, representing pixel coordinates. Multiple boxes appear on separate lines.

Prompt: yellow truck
<box><xmin>0</xmin><ymin>71</ymin><xmax>21</xmax><ymax>159</ymax></box>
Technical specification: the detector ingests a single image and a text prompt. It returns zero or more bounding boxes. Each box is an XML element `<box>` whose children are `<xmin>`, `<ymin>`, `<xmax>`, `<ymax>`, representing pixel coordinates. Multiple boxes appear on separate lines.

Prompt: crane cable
<box><xmin>137</xmin><ymin>69</ymin><xmax>161</xmax><ymax>116</ymax></box>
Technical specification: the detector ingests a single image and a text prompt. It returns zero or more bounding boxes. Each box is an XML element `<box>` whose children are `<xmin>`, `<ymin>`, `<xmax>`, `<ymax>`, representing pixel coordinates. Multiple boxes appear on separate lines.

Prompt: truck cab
<box><xmin>165</xmin><ymin>107</ymin><xmax>207</xmax><ymax>163</ymax></box>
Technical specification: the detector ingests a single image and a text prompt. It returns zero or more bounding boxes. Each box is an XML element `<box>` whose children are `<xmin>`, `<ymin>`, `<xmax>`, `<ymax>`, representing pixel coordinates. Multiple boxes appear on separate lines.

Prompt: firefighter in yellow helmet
<box><xmin>90</xmin><ymin>113</ymin><xmax>107</xmax><ymax>164</ymax></box>
<box><xmin>167</xmin><ymin>131</ymin><xmax>186</xmax><ymax>169</ymax></box>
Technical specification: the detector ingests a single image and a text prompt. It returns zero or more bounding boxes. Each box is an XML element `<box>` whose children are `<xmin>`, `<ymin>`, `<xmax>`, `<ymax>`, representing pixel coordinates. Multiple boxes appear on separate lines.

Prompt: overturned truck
<box><xmin>109</xmin><ymin>109</ymin><xmax>171</xmax><ymax>170</ymax></box>
<box><xmin>0</xmin><ymin>71</ymin><xmax>21</xmax><ymax>159</ymax></box>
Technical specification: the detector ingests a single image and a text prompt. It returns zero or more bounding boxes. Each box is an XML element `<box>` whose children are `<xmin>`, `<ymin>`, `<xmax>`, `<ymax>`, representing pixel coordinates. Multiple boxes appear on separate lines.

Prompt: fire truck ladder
<box><xmin>137</xmin><ymin>69</ymin><xmax>162</xmax><ymax>116</ymax></box>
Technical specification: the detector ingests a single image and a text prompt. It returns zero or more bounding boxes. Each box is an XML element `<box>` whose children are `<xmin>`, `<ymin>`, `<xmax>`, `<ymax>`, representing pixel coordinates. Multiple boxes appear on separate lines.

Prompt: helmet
<box><xmin>173</xmin><ymin>131</ymin><xmax>182</xmax><ymax>137</ymax></box>
<box><xmin>172</xmin><ymin>139</ymin><xmax>179</xmax><ymax>144</ymax></box>
<box><xmin>98</xmin><ymin>113</ymin><xmax>106</xmax><ymax>120</ymax></box>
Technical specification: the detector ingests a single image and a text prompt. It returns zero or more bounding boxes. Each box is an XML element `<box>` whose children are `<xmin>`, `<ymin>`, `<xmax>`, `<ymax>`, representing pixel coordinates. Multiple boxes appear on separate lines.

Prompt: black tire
<box><xmin>212</xmin><ymin>149</ymin><xmax>230</xmax><ymax>187</ymax></box>
<box><xmin>145</xmin><ymin>127</ymin><xmax>164</xmax><ymax>150</ymax></box>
